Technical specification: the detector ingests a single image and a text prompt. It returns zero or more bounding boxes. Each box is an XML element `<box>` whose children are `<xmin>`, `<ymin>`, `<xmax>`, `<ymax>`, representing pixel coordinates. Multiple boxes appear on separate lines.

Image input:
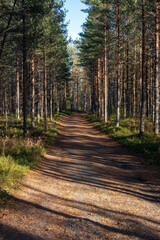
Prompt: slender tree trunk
<box><xmin>71</xmin><ymin>80</ymin><xmax>75</xmax><ymax>111</ymax></box>
<box><xmin>155</xmin><ymin>1</ymin><xmax>159</xmax><ymax>134</ymax></box>
<box><xmin>84</xmin><ymin>79</ymin><xmax>87</xmax><ymax>111</ymax></box>
<box><xmin>41</xmin><ymin>71</ymin><xmax>44</xmax><ymax>118</ymax></box>
<box><xmin>44</xmin><ymin>49</ymin><xmax>47</xmax><ymax>132</ymax></box>
<box><xmin>64</xmin><ymin>80</ymin><xmax>67</xmax><ymax>111</ymax></box>
<box><xmin>151</xmin><ymin>52</ymin><xmax>155</xmax><ymax>122</ymax></box>
<box><xmin>77</xmin><ymin>77</ymin><xmax>79</xmax><ymax>111</ymax></box>
<box><xmin>123</xmin><ymin>34</ymin><xmax>126</xmax><ymax>119</ymax></box>
<box><xmin>57</xmin><ymin>87</ymin><xmax>60</xmax><ymax>113</ymax></box>
<box><xmin>101</xmin><ymin>58</ymin><xmax>104</xmax><ymax>118</ymax></box>
<box><xmin>37</xmin><ymin>60</ymin><xmax>41</xmax><ymax>124</ymax></box>
<box><xmin>53</xmin><ymin>64</ymin><xmax>56</xmax><ymax>116</ymax></box>
<box><xmin>145</xmin><ymin>48</ymin><xmax>149</xmax><ymax>118</ymax></box>
<box><xmin>93</xmin><ymin>63</ymin><xmax>97</xmax><ymax>114</ymax></box>
<box><xmin>126</xmin><ymin>38</ymin><xmax>129</xmax><ymax>115</ymax></box>
<box><xmin>108</xmin><ymin>18</ymin><xmax>111</xmax><ymax>121</ymax></box>
<box><xmin>133</xmin><ymin>37</ymin><xmax>136</xmax><ymax>117</ymax></box>
<box><xmin>50</xmin><ymin>68</ymin><xmax>53</xmax><ymax>122</ymax></box>
<box><xmin>22</xmin><ymin>0</ymin><xmax>27</xmax><ymax>137</ymax></box>
<box><xmin>97</xmin><ymin>58</ymin><xmax>101</xmax><ymax>117</ymax></box>
<box><xmin>5</xmin><ymin>85</ymin><xmax>8</xmax><ymax>130</ymax></box>
<box><xmin>116</xmin><ymin>1</ymin><xmax>121</xmax><ymax>127</ymax></box>
<box><xmin>31</xmin><ymin>53</ymin><xmax>35</xmax><ymax>127</ymax></box>
<box><xmin>140</xmin><ymin>0</ymin><xmax>146</xmax><ymax>135</ymax></box>
<box><xmin>91</xmin><ymin>64</ymin><xmax>96</xmax><ymax>112</ymax></box>
<box><xmin>150</xmin><ymin>56</ymin><xmax>153</xmax><ymax>119</ymax></box>
<box><xmin>104</xmin><ymin>3</ymin><xmax>108</xmax><ymax>123</ymax></box>
<box><xmin>139</xmin><ymin>39</ymin><xmax>142</xmax><ymax>114</ymax></box>
<box><xmin>16</xmin><ymin>54</ymin><xmax>20</xmax><ymax>119</ymax></box>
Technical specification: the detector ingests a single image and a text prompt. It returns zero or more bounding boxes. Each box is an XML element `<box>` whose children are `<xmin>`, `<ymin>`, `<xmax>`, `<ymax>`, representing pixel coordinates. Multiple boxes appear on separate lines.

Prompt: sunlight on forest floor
<box><xmin>0</xmin><ymin>112</ymin><xmax>69</xmax><ymax>211</ymax></box>
<box><xmin>87</xmin><ymin>114</ymin><xmax>160</xmax><ymax>165</ymax></box>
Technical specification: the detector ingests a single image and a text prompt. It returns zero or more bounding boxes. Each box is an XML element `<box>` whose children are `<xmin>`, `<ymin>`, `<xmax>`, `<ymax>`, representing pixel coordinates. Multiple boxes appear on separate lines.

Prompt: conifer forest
<box><xmin>0</xmin><ymin>1</ymin><xmax>160</xmax><ymax>239</ymax></box>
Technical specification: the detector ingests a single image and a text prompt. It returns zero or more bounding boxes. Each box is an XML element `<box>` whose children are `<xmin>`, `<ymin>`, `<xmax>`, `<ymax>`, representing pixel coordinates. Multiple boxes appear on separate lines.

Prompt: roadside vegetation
<box><xmin>87</xmin><ymin>114</ymin><xmax>160</xmax><ymax>165</ymax></box>
<box><xmin>0</xmin><ymin>112</ymin><xmax>68</xmax><ymax>211</ymax></box>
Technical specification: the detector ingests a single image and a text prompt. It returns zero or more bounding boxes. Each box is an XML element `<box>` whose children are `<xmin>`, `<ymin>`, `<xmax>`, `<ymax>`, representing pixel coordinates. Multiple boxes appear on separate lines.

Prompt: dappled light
<box><xmin>0</xmin><ymin>115</ymin><xmax>159</xmax><ymax>239</ymax></box>
<box><xmin>0</xmin><ymin>0</ymin><xmax>160</xmax><ymax>238</ymax></box>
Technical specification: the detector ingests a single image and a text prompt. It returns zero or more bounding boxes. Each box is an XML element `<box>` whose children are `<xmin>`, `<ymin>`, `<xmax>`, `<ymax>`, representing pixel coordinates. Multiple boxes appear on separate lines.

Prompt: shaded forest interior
<box><xmin>0</xmin><ymin>0</ymin><xmax>160</xmax><ymax>135</ymax></box>
<box><xmin>0</xmin><ymin>0</ymin><xmax>160</xmax><ymax>195</ymax></box>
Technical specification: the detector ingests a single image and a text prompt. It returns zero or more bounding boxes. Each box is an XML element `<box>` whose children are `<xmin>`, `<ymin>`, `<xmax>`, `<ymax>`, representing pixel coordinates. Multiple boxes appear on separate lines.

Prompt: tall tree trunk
<box><xmin>133</xmin><ymin>37</ymin><xmax>136</xmax><ymax>117</ymax></box>
<box><xmin>44</xmin><ymin>49</ymin><xmax>47</xmax><ymax>132</ymax></box>
<box><xmin>53</xmin><ymin>64</ymin><xmax>56</xmax><ymax>116</ymax></box>
<box><xmin>84</xmin><ymin>78</ymin><xmax>87</xmax><ymax>111</ymax></box>
<box><xmin>77</xmin><ymin>77</ymin><xmax>79</xmax><ymax>111</ymax></box>
<box><xmin>57</xmin><ymin>82</ymin><xmax>60</xmax><ymax>113</ymax></box>
<box><xmin>50</xmin><ymin>67</ymin><xmax>53</xmax><ymax>122</ymax></box>
<box><xmin>126</xmin><ymin>38</ymin><xmax>129</xmax><ymax>115</ymax></box>
<box><xmin>145</xmin><ymin>48</ymin><xmax>149</xmax><ymax>118</ymax></box>
<box><xmin>16</xmin><ymin>54</ymin><xmax>20</xmax><ymax>119</ymax></box>
<box><xmin>71</xmin><ymin>80</ymin><xmax>75</xmax><ymax>111</ymax></box>
<box><xmin>22</xmin><ymin>0</ymin><xmax>27</xmax><ymax>137</ymax></box>
<box><xmin>116</xmin><ymin>1</ymin><xmax>121</xmax><ymax>127</ymax></box>
<box><xmin>64</xmin><ymin>80</ymin><xmax>67</xmax><ymax>111</ymax></box>
<box><xmin>155</xmin><ymin>1</ymin><xmax>159</xmax><ymax>134</ymax></box>
<box><xmin>91</xmin><ymin>63</ymin><xmax>96</xmax><ymax>112</ymax></box>
<box><xmin>37</xmin><ymin>60</ymin><xmax>41</xmax><ymax>124</ymax></box>
<box><xmin>5</xmin><ymin>85</ymin><xmax>8</xmax><ymax>130</ymax></box>
<box><xmin>123</xmin><ymin>34</ymin><xmax>126</xmax><ymax>119</ymax></box>
<box><xmin>104</xmin><ymin>3</ymin><xmax>108</xmax><ymax>123</ymax></box>
<box><xmin>151</xmin><ymin>52</ymin><xmax>155</xmax><ymax>122</ymax></box>
<box><xmin>140</xmin><ymin>0</ymin><xmax>146</xmax><ymax>135</ymax></box>
<box><xmin>41</xmin><ymin>70</ymin><xmax>44</xmax><ymax>118</ymax></box>
<box><xmin>101</xmin><ymin>58</ymin><xmax>104</xmax><ymax>118</ymax></box>
<box><xmin>97</xmin><ymin>58</ymin><xmax>101</xmax><ymax>117</ymax></box>
<box><xmin>31</xmin><ymin>53</ymin><xmax>35</xmax><ymax>127</ymax></box>
<box><xmin>108</xmin><ymin>18</ymin><xmax>111</xmax><ymax>121</ymax></box>
<box><xmin>139</xmin><ymin>39</ymin><xmax>142</xmax><ymax>114</ymax></box>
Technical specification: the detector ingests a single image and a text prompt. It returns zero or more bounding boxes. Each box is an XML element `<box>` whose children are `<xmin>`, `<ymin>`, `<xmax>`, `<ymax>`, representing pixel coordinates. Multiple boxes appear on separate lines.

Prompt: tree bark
<box><xmin>44</xmin><ymin>49</ymin><xmax>47</xmax><ymax>132</ymax></box>
<box><xmin>139</xmin><ymin>39</ymin><xmax>142</xmax><ymax>114</ymax></box>
<box><xmin>22</xmin><ymin>0</ymin><xmax>27</xmax><ymax>138</ymax></box>
<box><xmin>123</xmin><ymin>34</ymin><xmax>126</xmax><ymax>119</ymax></box>
<box><xmin>133</xmin><ymin>37</ymin><xmax>136</xmax><ymax>117</ymax></box>
<box><xmin>104</xmin><ymin>3</ymin><xmax>108</xmax><ymax>123</ymax></box>
<box><xmin>108</xmin><ymin>18</ymin><xmax>111</xmax><ymax>121</ymax></box>
<box><xmin>97</xmin><ymin>58</ymin><xmax>101</xmax><ymax>117</ymax></box>
<box><xmin>31</xmin><ymin>53</ymin><xmax>35</xmax><ymax>127</ymax></box>
<box><xmin>5</xmin><ymin>85</ymin><xmax>8</xmax><ymax>130</ymax></box>
<box><xmin>53</xmin><ymin>64</ymin><xmax>56</xmax><ymax>116</ymax></box>
<box><xmin>50</xmin><ymin>67</ymin><xmax>53</xmax><ymax>122</ymax></box>
<box><xmin>155</xmin><ymin>1</ymin><xmax>159</xmax><ymax>134</ymax></box>
<box><xmin>77</xmin><ymin>77</ymin><xmax>79</xmax><ymax>111</ymax></box>
<box><xmin>16</xmin><ymin>54</ymin><xmax>20</xmax><ymax>119</ymax></box>
<box><xmin>140</xmin><ymin>0</ymin><xmax>146</xmax><ymax>135</ymax></box>
<box><xmin>116</xmin><ymin>1</ymin><xmax>121</xmax><ymax>127</ymax></box>
<box><xmin>37</xmin><ymin>60</ymin><xmax>41</xmax><ymax>124</ymax></box>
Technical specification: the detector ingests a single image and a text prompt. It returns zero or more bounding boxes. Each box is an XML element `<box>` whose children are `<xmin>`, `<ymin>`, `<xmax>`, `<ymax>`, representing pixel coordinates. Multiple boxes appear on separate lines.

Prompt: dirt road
<box><xmin>0</xmin><ymin>114</ymin><xmax>160</xmax><ymax>240</ymax></box>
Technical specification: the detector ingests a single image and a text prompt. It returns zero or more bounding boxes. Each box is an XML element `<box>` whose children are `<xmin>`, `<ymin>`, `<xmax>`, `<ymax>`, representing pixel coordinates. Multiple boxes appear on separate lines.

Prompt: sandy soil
<box><xmin>0</xmin><ymin>114</ymin><xmax>160</xmax><ymax>240</ymax></box>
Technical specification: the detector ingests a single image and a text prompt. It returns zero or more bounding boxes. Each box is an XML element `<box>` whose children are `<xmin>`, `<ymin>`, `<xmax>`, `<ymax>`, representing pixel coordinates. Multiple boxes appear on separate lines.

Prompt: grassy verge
<box><xmin>87</xmin><ymin>113</ymin><xmax>160</xmax><ymax>165</ymax></box>
<box><xmin>0</xmin><ymin>112</ymin><xmax>69</xmax><ymax>211</ymax></box>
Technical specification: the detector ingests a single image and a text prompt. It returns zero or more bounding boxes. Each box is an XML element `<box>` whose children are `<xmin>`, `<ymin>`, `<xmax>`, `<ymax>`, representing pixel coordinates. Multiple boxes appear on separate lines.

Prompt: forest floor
<box><xmin>0</xmin><ymin>114</ymin><xmax>160</xmax><ymax>240</ymax></box>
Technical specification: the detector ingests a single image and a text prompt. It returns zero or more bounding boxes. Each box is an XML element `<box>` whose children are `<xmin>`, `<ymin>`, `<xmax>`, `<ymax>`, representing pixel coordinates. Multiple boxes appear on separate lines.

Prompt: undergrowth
<box><xmin>87</xmin><ymin>113</ymin><xmax>160</xmax><ymax>165</ymax></box>
<box><xmin>0</xmin><ymin>111</ymin><xmax>68</xmax><ymax>211</ymax></box>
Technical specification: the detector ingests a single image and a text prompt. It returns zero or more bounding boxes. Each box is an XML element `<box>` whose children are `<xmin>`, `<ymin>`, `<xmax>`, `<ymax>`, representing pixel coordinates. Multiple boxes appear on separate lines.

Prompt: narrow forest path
<box><xmin>0</xmin><ymin>114</ymin><xmax>160</xmax><ymax>240</ymax></box>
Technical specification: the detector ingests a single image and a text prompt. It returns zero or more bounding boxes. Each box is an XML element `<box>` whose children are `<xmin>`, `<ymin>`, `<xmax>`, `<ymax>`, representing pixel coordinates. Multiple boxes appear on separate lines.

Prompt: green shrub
<box><xmin>87</xmin><ymin>114</ymin><xmax>160</xmax><ymax>165</ymax></box>
<box><xmin>0</xmin><ymin>112</ymin><xmax>66</xmax><ymax>210</ymax></box>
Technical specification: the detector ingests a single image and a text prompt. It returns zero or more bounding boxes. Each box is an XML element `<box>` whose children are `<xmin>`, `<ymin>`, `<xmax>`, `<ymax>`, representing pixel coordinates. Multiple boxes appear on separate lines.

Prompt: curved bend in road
<box><xmin>0</xmin><ymin>114</ymin><xmax>160</xmax><ymax>240</ymax></box>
